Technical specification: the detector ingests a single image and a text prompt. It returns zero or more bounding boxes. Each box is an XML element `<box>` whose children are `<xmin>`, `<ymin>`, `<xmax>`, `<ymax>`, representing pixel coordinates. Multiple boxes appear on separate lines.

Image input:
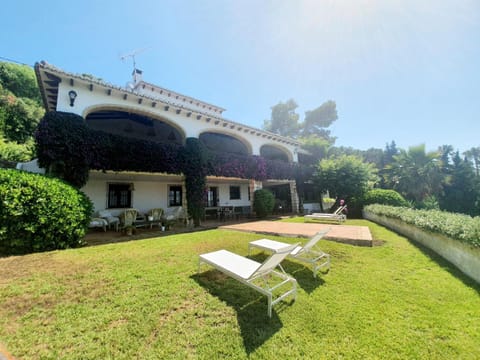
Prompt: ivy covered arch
<box><xmin>260</xmin><ymin>144</ymin><xmax>292</xmax><ymax>162</ymax></box>
<box><xmin>84</xmin><ymin>106</ymin><xmax>186</xmax><ymax>145</ymax></box>
<box><xmin>36</xmin><ymin>111</ymin><xmax>308</xmax><ymax>225</ymax></box>
<box><xmin>199</xmin><ymin>130</ymin><xmax>252</xmax><ymax>156</ymax></box>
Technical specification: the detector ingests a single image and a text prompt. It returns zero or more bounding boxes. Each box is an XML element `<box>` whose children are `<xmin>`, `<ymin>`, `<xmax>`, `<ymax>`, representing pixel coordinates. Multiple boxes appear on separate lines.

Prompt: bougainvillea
<box><xmin>35</xmin><ymin>111</ymin><xmax>311</xmax><ymax>217</ymax></box>
<box><xmin>35</xmin><ymin>111</ymin><xmax>183</xmax><ymax>187</ymax></box>
<box><xmin>209</xmin><ymin>153</ymin><xmax>268</xmax><ymax>180</ymax></box>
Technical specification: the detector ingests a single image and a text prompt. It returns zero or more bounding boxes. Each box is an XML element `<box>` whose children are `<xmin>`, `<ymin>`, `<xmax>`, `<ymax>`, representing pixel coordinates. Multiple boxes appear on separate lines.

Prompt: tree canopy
<box><xmin>263</xmin><ymin>99</ymin><xmax>338</xmax><ymax>142</ymax></box>
<box><xmin>0</xmin><ymin>61</ymin><xmax>43</xmax><ymax>162</ymax></box>
<box><xmin>314</xmin><ymin>154</ymin><xmax>377</xmax><ymax>204</ymax></box>
<box><xmin>301</xmin><ymin>100</ymin><xmax>338</xmax><ymax>140</ymax></box>
<box><xmin>384</xmin><ymin>144</ymin><xmax>443</xmax><ymax>206</ymax></box>
<box><xmin>262</xmin><ymin>99</ymin><xmax>300</xmax><ymax>138</ymax></box>
<box><xmin>0</xmin><ymin>62</ymin><xmax>41</xmax><ymax>102</ymax></box>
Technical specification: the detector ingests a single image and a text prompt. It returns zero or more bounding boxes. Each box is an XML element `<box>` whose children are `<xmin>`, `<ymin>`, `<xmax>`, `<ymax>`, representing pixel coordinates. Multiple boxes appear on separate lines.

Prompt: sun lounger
<box><xmin>198</xmin><ymin>243</ymin><xmax>299</xmax><ymax>317</ymax></box>
<box><xmin>248</xmin><ymin>230</ymin><xmax>331</xmax><ymax>278</ymax></box>
<box><xmin>304</xmin><ymin>205</ymin><xmax>347</xmax><ymax>223</ymax></box>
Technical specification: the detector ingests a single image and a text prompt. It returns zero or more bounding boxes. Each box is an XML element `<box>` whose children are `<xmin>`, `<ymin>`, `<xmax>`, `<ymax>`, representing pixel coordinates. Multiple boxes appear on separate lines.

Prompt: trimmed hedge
<box><xmin>364</xmin><ymin>204</ymin><xmax>480</xmax><ymax>248</ymax></box>
<box><xmin>253</xmin><ymin>189</ymin><xmax>275</xmax><ymax>218</ymax></box>
<box><xmin>363</xmin><ymin>189</ymin><xmax>410</xmax><ymax>207</ymax></box>
<box><xmin>0</xmin><ymin>169</ymin><xmax>93</xmax><ymax>255</ymax></box>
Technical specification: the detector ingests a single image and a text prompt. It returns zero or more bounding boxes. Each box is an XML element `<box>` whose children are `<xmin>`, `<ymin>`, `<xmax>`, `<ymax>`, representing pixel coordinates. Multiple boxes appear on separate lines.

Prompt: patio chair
<box><xmin>199</xmin><ymin>243</ymin><xmax>299</xmax><ymax>317</ymax></box>
<box><xmin>162</xmin><ymin>206</ymin><xmax>188</xmax><ymax>229</ymax></box>
<box><xmin>304</xmin><ymin>205</ymin><xmax>347</xmax><ymax>223</ymax></box>
<box><xmin>147</xmin><ymin>208</ymin><xmax>164</xmax><ymax>229</ymax></box>
<box><xmin>248</xmin><ymin>230</ymin><xmax>331</xmax><ymax>278</ymax></box>
<box><xmin>119</xmin><ymin>208</ymin><xmax>138</xmax><ymax>231</ymax></box>
<box><xmin>88</xmin><ymin>217</ymin><xmax>108</xmax><ymax>232</ymax></box>
<box><xmin>98</xmin><ymin>210</ymin><xmax>120</xmax><ymax>231</ymax></box>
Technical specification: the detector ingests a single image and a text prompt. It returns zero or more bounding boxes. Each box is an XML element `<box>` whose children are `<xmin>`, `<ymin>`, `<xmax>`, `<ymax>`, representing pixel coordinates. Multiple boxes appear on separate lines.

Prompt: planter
<box><xmin>363</xmin><ymin>210</ymin><xmax>480</xmax><ymax>284</ymax></box>
<box><xmin>124</xmin><ymin>226</ymin><xmax>136</xmax><ymax>236</ymax></box>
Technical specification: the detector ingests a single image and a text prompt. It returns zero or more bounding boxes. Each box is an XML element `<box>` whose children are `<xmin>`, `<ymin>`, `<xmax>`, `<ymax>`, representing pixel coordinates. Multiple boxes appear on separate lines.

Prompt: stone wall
<box><xmin>363</xmin><ymin>210</ymin><xmax>480</xmax><ymax>284</ymax></box>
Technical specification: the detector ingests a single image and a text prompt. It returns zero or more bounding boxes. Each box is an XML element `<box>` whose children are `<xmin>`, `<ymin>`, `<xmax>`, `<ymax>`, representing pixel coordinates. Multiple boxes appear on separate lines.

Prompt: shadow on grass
<box><xmin>247</xmin><ymin>253</ymin><xmax>326</xmax><ymax>294</ymax></box>
<box><xmin>192</xmin><ymin>270</ymin><xmax>287</xmax><ymax>354</ymax></box>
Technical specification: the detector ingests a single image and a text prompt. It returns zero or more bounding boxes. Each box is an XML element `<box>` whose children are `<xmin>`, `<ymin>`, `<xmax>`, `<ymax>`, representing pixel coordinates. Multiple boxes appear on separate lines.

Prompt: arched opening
<box><xmin>199</xmin><ymin>132</ymin><xmax>250</xmax><ymax>155</ymax></box>
<box><xmin>85</xmin><ymin>110</ymin><xmax>184</xmax><ymax>145</ymax></box>
<box><xmin>260</xmin><ymin>144</ymin><xmax>290</xmax><ymax>162</ymax></box>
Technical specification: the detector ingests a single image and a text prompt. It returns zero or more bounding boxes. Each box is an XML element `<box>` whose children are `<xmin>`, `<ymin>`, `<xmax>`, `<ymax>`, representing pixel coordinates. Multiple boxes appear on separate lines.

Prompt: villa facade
<box><xmin>33</xmin><ymin>61</ymin><xmax>304</xmax><ymax>218</ymax></box>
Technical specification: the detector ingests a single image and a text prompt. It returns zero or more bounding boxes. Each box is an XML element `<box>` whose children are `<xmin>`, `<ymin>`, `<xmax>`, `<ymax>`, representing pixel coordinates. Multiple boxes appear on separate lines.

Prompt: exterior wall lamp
<box><xmin>68</xmin><ymin>90</ymin><xmax>77</xmax><ymax>107</ymax></box>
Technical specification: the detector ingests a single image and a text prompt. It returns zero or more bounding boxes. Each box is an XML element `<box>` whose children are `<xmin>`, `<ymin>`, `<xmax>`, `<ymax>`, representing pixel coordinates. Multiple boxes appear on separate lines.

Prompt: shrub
<box><xmin>0</xmin><ymin>137</ymin><xmax>35</xmax><ymax>162</ymax></box>
<box><xmin>322</xmin><ymin>197</ymin><xmax>336</xmax><ymax>210</ymax></box>
<box><xmin>253</xmin><ymin>189</ymin><xmax>275</xmax><ymax>218</ymax></box>
<box><xmin>0</xmin><ymin>169</ymin><xmax>93</xmax><ymax>255</ymax></box>
<box><xmin>364</xmin><ymin>204</ymin><xmax>480</xmax><ymax>248</ymax></box>
<box><xmin>363</xmin><ymin>189</ymin><xmax>410</xmax><ymax>207</ymax></box>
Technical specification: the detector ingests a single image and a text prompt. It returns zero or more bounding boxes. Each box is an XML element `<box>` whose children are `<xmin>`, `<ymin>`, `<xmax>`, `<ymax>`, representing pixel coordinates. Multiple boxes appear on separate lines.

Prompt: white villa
<box><xmin>30</xmin><ymin>61</ymin><xmax>308</xmax><ymax>220</ymax></box>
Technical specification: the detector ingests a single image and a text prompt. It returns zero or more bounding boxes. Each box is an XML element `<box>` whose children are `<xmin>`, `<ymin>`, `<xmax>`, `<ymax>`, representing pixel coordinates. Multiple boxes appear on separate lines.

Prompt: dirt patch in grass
<box><xmin>2</xmin><ymin>292</ymin><xmax>58</xmax><ymax>318</ymax></box>
<box><xmin>0</xmin><ymin>252</ymin><xmax>114</xmax><ymax>332</ymax></box>
<box><xmin>0</xmin><ymin>253</ymin><xmax>91</xmax><ymax>284</ymax></box>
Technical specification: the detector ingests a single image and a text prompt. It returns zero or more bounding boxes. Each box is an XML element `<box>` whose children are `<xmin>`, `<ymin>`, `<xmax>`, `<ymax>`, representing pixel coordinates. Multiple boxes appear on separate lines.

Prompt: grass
<box><xmin>1</xmin><ymin>220</ymin><xmax>479</xmax><ymax>359</ymax></box>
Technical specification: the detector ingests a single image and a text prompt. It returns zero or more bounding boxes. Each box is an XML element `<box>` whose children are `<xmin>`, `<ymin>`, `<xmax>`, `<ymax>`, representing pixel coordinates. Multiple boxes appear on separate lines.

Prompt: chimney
<box><xmin>132</xmin><ymin>68</ymin><xmax>143</xmax><ymax>84</ymax></box>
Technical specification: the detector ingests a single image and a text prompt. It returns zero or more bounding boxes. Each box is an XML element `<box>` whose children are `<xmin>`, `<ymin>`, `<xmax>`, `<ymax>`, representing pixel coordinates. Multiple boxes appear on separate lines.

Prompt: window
<box><xmin>229</xmin><ymin>186</ymin><xmax>241</xmax><ymax>200</ymax></box>
<box><xmin>169</xmin><ymin>185</ymin><xmax>182</xmax><ymax>206</ymax></box>
<box><xmin>206</xmin><ymin>187</ymin><xmax>218</xmax><ymax>207</ymax></box>
<box><xmin>108</xmin><ymin>183</ymin><xmax>132</xmax><ymax>208</ymax></box>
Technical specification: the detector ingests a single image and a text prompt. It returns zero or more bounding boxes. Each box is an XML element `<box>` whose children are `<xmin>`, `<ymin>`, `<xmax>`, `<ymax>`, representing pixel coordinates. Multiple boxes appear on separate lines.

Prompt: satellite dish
<box><xmin>126</xmin><ymin>82</ymin><xmax>135</xmax><ymax>90</ymax></box>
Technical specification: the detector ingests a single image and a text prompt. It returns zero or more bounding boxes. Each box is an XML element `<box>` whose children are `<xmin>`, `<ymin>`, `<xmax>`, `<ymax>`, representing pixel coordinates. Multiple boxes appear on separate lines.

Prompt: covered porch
<box><xmin>84</xmin><ymin>217</ymin><xmax>372</xmax><ymax>247</ymax></box>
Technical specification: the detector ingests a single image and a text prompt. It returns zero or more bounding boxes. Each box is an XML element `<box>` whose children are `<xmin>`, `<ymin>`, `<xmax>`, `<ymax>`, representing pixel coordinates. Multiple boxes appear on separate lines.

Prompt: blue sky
<box><xmin>2</xmin><ymin>0</ymin><xmax>479</xmax><ymax>153</ymax></box>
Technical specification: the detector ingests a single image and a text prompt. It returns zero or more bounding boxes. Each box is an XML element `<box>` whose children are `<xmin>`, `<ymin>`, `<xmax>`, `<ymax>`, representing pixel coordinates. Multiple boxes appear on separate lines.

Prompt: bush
<box><xmin>253</xmin><ymin>189</ymin><xmax>275</xmax><ymax>218</ymax></box>
<box><xmin>0</xmin><ymin>137</ymin><xmax>35</xmax><ymax>162</ymax></box>
<box><xmin>364</xmin><ymin>204</ymin><xmax>480</xmax><ymax>248</ymax></box>
<box><xmin>0</xmin><ymin>169</ymin><xmax>93</xmax><ymax>255</ymax></box>
<box><xmin>363</xmin><ymin>189</ymin><xmax>410</xmax><ymax>207</ymax></box>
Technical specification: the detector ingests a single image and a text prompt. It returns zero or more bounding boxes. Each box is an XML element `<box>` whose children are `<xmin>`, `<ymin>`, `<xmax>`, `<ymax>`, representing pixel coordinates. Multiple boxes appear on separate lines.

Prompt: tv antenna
<box><xmin>120</xmin><ymin>47</ymin><xmax>149</xmax><ymax>73</ymax></box>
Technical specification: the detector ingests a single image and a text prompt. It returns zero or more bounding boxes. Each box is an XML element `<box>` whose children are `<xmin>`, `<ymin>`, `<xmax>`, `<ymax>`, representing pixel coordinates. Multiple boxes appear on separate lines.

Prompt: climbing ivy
<box><xmin>35</xmin><ymin>111</ymin><xmax>309</xmax><ymax>222</ymax></box>
<box><xmin>182</xmin><ymin>138</ymin><xmax>209</xmax><ymax>226</ymax></box>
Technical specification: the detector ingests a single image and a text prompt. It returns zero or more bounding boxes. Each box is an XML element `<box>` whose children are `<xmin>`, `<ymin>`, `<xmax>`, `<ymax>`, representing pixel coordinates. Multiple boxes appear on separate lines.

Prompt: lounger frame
<box><xmin>248</xmin><ymin>230</ymin><xmax>331</xmax><ymax>278</ymax></box>
<box><xmin>198</xmin><ymin>244</ymin><xmax>298</xmax><ymax>317</ymax></box>
<box><xmin>304</xmin><ymin>205</ymin><xmax>347</xmax><ymax>223</ymax></box>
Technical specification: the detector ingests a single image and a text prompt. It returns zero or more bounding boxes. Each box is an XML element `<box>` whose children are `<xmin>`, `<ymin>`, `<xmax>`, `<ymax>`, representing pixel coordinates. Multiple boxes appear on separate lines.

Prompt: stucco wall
<box><xmin>82</xmin><ymin>179</ymin><xmax>182</xmax><ymax>216</ymax></box>
<box><xmin>364</xmin><ymin>210</ymin><xmax>480</xmax><ymax>284</ymax></box>
<box><xmin>212</xmin><ymin>182</ymin><xmax>250</xmax><ymax>207</ymax></box>
<box><xmin>82</xmin><ymin>178</ymin><xmax>251</xmax><ymax>216</ymax></box>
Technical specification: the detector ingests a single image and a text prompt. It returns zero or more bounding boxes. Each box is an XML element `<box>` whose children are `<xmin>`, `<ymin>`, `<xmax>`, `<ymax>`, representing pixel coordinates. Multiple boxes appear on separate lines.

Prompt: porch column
<box><xmin>289</xmin><ymin>180</ymin><xmax>300</xmax><ymax>214</ymax></box>
<box><xmin>181</xmin><ymin>182</ymin><xmax>192</xmax><ymax>226</ymax></box>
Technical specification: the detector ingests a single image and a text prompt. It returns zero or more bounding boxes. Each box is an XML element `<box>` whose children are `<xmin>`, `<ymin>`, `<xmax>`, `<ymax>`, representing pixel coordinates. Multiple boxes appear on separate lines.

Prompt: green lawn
<box><xmin>1</xmin><ymin>220</ymin><xmax>479</xmax><ymax>359</ymax></box>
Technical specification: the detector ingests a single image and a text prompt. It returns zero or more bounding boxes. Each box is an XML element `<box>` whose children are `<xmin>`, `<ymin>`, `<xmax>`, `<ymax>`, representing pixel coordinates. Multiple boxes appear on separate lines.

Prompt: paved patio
<box><xmin>220</xmin><ymin>221</ymin><xmax>373</xmax><ymax>246</ymax></box>
<box><xmin>84</xmin><ymin>218</ymin><xmax>373</xmax><ymax>247</ymax></box>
